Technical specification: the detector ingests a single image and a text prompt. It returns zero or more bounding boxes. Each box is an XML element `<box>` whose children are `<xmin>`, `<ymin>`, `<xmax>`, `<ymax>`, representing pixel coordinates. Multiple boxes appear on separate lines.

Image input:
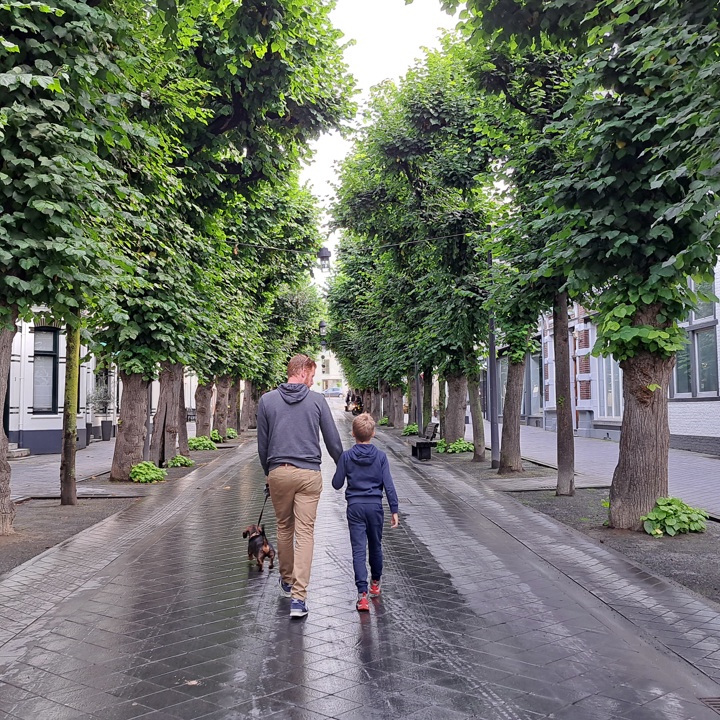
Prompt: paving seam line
<box><xmin>0</xmin><ymin>441</ymin><xmax>255</xmax><ymax>666</ymax></box>
<box><xmin>379</xmin><ymin>429</ymin><xmax>720</xmax><ymax>688</ymax></box>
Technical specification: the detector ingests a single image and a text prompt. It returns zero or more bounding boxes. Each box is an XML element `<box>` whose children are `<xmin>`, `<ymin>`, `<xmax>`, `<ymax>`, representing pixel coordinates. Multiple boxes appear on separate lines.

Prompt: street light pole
<box><xmin>415</xmin><ymin>362</ymin><xmax>423</xmax><ymax>431</ymax></box>
<box><xmin>319</xmin><ymin>321</ymin><xmax>327</xmax><ymax>390</ymax></box>
<box><xmin>488</xmin><ymin>250</ymin><xmax>500</xmax><ymax>469</ymax></box>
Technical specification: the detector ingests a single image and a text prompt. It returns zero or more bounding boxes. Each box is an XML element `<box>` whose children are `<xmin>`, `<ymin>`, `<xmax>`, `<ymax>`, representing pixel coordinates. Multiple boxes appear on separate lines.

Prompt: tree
<box><xmin>469</xmin><ymin>43</ymin><xmax>579</xmax><ymax>494</ymax></box>
<box><xmin>331</xmin><ymin>39</ymin><xmax>498</xmax><ymax>444</ymax></box>
<box><xmin>90</xmin><ymin>0</ymin><xmax>356</xmax><ymax>478</ymax></box>
<box><xmin>440</xmin><ymin>0</ymin><xmax>720</xmax><ymax>526</ymax></box>
<box><xmin>0</xmin><ymin>0</ymin><xmax>144</xmax><ymax>528</ymax></box>
<box><xmin>536</xmin><ymin>1</ymin><xmax>720</xmax><ymax>527</ymax></box>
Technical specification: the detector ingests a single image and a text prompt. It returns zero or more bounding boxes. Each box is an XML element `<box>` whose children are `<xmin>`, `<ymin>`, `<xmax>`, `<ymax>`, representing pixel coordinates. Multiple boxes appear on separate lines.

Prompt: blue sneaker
<box><xmin>290</xmin><ymin>599</ymin><xmax>308</xmax><ymax>618</ymax></box>
<box><xmin>279</xmin><ymin>578</ymin><xmax>292</xmax><ymax>598</ymax></box>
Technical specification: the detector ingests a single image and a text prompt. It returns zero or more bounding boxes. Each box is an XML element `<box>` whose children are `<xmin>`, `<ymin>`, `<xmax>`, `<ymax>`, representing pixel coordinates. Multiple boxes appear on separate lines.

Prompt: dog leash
<box><xmin>256</xmin><ymin>486</ymin><xmax>270</xmax><ymax>526</ymax></box>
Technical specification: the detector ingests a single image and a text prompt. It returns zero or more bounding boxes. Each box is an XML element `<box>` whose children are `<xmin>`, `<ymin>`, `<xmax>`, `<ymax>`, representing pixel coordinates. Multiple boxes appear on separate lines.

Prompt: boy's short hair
<box><xmin>287</xmin><ymin>354</ymin><xmax>316</xmax><ymax>378</ymax></box>
<box><xmin>352</xmin><ymin>413</ymin><xmax>375</xmax><ymax>442</ymax></box>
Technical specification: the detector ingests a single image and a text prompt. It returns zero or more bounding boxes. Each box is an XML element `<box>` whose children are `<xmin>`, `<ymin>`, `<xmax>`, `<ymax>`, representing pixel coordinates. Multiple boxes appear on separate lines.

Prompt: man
<box><xmin>257</xmin><ymin>354</ymin><xmax>343</xmax><ymax>618</ymax></box>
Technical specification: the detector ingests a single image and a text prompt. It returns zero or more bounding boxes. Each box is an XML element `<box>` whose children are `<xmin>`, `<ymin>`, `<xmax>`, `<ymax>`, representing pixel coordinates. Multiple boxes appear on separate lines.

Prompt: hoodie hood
<box><xmin>348</xmin><ymin>443</ymin><xmax>378</xmax><ymax>466</ymax></box>
<box><xmin>278</xmin><ymin>383</ymin><xmax>310</xmax><ymax>404</ymax></box>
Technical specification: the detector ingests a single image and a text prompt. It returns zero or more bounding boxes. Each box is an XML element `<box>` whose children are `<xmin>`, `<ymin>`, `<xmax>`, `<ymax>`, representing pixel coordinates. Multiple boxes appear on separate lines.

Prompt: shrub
<box><xmin>640</xmin><ymin>497</ymin><xmax>709</xmax><ymax>537</ymax></box>
<box><xmin>188</xmin><ymin>435</ymin><xmax>217</xmax><ymax>451</ymax></box>
<box><xmin>226</xmin><ymin>428</ymin><xmax>238</xmax><ymax>439</ymax></box>
<box><xmin>437</xmin><ymin>439</ymin><xmax>474</xmax><ymax>454</ymax></box>
<box><xmin>130</xmin><ymin>461</ymin><xmax>167</xmax><ymax>484</ymax></box>
<box><xmin>167</xmin><ymin>455</ymin><xmax>194</xmax><ymax>468</ymax></box>
<box><xmin>447</xmin><ymin>439</ymin><xmax>474</xmax><ymax>454</ymax></box>
<box><xmin>378</xmin><ymin>417</ymin><xmax>389</xmax><ymax>426</ymax></box>
<box><xmin>210</xmin><ymin>429</ymin><xmax>223</xmax><ymax>443</ymax></box>
<box><xmin>402</xmin><ymin>423</ymin><xmax>418</xmax><ymax>436</ymax></box>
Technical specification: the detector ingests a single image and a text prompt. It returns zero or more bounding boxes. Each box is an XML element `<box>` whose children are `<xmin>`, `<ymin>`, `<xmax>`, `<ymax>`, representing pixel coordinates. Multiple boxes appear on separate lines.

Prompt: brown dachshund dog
<box><xmin>242</xmin><ymin>524</ymin><xmax>275</xmax><ymax>571</ymax></box>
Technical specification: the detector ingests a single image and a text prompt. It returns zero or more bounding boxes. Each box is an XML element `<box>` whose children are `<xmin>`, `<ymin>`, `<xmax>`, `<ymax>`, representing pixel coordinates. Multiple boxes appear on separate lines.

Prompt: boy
<box><xmin>332</xmin><ymin>413</ymin><xmax>399</xmax><ymax>612</ymax></box>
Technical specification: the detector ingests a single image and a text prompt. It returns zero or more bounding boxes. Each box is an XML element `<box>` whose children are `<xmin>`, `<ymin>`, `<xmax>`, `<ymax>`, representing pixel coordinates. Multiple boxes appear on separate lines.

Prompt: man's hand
<box><xmin>391</xmin><ymin>513</ymin><xmax>399</xmax><ymax>528</ymax></box>
<box><xmin>264</xmin><ymin>483</ymin><xmax>270</xmax><ymax>499</ymax></box>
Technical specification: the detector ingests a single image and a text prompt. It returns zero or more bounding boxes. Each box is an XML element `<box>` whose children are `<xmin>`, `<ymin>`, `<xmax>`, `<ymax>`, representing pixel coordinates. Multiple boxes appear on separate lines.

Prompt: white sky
<box><xmin>301</xmin><ymin>0</ymin><xmax>457</xmax><ymax>243</ymax></box>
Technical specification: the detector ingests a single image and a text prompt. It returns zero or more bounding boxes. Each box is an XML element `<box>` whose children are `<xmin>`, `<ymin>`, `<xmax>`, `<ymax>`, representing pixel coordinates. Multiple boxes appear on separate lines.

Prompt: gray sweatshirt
<box><xmin>257</xmin><ymin>383</ymin><xmax>344</xmax><ymax>475</ymax></box>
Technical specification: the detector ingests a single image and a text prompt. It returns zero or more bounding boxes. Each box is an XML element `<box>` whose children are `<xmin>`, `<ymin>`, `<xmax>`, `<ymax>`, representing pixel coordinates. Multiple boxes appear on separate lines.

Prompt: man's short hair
<box><xmin>352</xmin><ymin>413</ymin><xmax>375</xmax><ymax>442</ymax></box>
<box><xmin>287</xmin><ymin>354</ymin><xmax>316</xmax><ymax>378</ymax></box>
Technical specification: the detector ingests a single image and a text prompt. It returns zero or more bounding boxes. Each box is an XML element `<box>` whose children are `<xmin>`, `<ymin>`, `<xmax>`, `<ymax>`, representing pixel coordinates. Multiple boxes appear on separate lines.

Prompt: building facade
<box><xmin>4</xmin><ymin>314</ymin><xmax>118</xmax><ymax>454</ymax></box>
<box><xmin>4</xmin><ymin>316</ymin><xmax>198</xmax><ymax>456</ymax></box>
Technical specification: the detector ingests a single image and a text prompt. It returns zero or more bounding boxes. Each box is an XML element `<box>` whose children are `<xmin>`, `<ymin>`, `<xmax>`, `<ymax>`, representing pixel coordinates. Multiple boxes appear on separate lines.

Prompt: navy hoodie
<box><xmin>257</xmin><ymin>383</ymin><xmax>343</xmax><ymax>475</ymax></box>
<box><xmin>332</xmin><ymin>443</ymin><xmax>399</xmax><ymax>514</ymax></box>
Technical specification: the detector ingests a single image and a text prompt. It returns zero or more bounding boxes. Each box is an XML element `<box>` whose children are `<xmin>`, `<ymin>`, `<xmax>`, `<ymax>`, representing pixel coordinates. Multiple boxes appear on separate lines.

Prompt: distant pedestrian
<box><xmin>257</xmin><ymin>354</ymin><xmax>343</xmax><ymax>618</ymax></box>
<box><xmin>332</xmin><ymin>412</ymin><xmax>399</xmax><ymax>612</ymax></box>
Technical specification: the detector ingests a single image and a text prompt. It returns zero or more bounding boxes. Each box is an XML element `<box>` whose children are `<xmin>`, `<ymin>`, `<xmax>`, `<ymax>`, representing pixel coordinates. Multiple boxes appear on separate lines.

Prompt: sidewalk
<box><xmin>1</xmin><ymin>408</ymin><xmax>720</xmax><ymax>718</ymax></box>
<box><xmin>8</xmin><ymin>439</ymin><xmax>120</xmax><ymax>501</ymax></box>
<box><xmin>465</xmin><ymin>422</ymin><xmax>720</xmax><ymax>519</ymax></box>
<box><xmin>7</xmin><ymin>423</ymin><xmax>199</xmax><ymax>502</ymax></box>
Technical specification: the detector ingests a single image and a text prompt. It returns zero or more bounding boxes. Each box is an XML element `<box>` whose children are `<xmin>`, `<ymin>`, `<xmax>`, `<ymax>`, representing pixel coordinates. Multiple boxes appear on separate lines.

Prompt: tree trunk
<box><xmin>214</xmin><ymin>375</ymin><xmax>231</xmax><ymax>439</ymax></box>
<box><xmin>382</xmin><ymin>382</ymin><xmax>396</xmax><ymax>427</ymax></box>
<box><xmin>111</xmin><ymin>371</ymin><xmax>149</xmax><ymax>482</ymax></box>
<box><xmin>554</xmin><ymin>292</ymin><xmax>575</xmax><ymax>496</ymax></box>
<box><xmin>438</xmin><ymin>377</ymin><xmax>446</xmax><ymax>439</ymax></box>
<box><xmin>423</xmin><ymin>367</ymin><xmax>433</xmax><ymax>426</ymax></box>
<box><xmin>498</xmin><ymin>360</ymin><xmax>525</xmax><ymax>474</ymax></box>
<box><xmin>60</xmin><ymin>324</ymin><xmax>80</xmax><ymax>506</ymax></box>
<box><xmin>444</xmin><ymin>373</ymin><xmax>467</xmax><ymax>443</ymax></box>
<box><xmin>391</xmin><ymin>387</ymin><xmax>404</xmax><ymax>431</ymax></box>
<box><xmin>610</xmin><ymin>351</ymin><xmax>673</xmax><ymax>530</ymax></box>
<box><xmin>0</xmin><ymin>307</ymin><xmax>18</xmax><ymax>535</ymax></box>
<box><xmin>370</xmin><ymin>390</ymin><xmax>382</xmax><ymax>421</ymax></box>
<box><xmin>228</xmin><ymin>379</ymin><xmax>239</xmax><ymax>431</ymax></box>
<box><xmin>380</xmin><ymin>381</ymin><xmax>390</xmax><ymax>422</ymax></box>
<box><xmin>362</xmin><ymin>389</ymin><xmax>372</xmax><ymax>417</ymax></box>
<box><xmin>195</xmin><ymin>380</ymin><xmax>214</xmax><ymax>437</ymax></box>
<box><xmin>467</xmin><ymin>374</ymin><xmax>486</xmax><ymax>462</ymax></box>
<box><xmin>178</xmin><ymin>373</ymin><xmax>190</xmax><ymax>457</ymax></box>
<box><xmin>240</xmin><ymin>380</ymin><xmax>259</xmax><ymax>431</ymax></box>
<box><xmin>150</xmin><ymin>361</ymin><xmax>182</xmax><ymax>467</ymax></box>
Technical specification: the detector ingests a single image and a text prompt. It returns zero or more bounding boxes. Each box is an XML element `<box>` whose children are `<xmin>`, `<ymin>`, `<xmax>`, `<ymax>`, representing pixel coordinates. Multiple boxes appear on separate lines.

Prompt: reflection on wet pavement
<box><xmin>0</xmin><ymin>415</ymin><xmax>719</xmax><ymax>719</ymax></box>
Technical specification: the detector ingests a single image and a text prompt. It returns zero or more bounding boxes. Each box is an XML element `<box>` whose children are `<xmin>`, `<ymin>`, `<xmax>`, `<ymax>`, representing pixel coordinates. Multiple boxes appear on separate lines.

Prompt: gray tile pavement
<box><xmin>8</xmin><ymin>438</ymin><xmax>121</xmax><ymax>501</ymax></box>
<box><xmin>7</xmin><ymin>425</ymin><xmax>199</xmax><ymax>502</ymax></box>
<box><xmin>1</xmin><ymin>409</ymin><xmax>720</xmax><ymax>717</ymax></box>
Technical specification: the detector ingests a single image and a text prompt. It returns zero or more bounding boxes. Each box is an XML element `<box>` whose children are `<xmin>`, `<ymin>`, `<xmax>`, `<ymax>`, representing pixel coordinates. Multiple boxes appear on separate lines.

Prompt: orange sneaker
<box><xmin>356</xmin><ymin>592</ymin><xmax>369</xmax><ymax>612</ymax></box>
<box><xmin>369</xmin><ymin>580</ymin><xmax>381</xmax><ymax>597</ymax></box>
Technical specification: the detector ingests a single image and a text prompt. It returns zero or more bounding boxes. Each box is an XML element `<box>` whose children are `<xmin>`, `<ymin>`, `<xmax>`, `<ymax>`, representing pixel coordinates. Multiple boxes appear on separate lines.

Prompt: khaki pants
<box><xmin>267</xmin><ymin>466</ymin><xmax>323</xmax><ymax>601</ymax></box>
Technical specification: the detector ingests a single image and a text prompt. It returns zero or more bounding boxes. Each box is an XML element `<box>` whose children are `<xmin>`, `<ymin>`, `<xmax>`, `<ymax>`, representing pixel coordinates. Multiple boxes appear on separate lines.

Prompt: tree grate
<box><xmin>701</xmin><ymin>698</ymin><xmax>720</xmax><ymax>714</ymax></box>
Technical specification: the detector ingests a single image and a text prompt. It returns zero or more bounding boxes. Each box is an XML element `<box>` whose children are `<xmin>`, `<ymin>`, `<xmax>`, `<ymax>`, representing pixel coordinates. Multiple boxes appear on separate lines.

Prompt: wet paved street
<box><xmin>2</xmin><ymin>409</ymin><xmax>720</xmax><ymax>718</ymax></box>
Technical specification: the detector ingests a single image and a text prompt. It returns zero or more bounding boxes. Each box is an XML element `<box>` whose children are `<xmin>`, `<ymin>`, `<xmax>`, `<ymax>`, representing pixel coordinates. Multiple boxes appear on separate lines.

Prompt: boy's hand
<box><xmin>391</xmin><ymin>513</ymin><xmax>399</xmax><ymax>528</ymax></box>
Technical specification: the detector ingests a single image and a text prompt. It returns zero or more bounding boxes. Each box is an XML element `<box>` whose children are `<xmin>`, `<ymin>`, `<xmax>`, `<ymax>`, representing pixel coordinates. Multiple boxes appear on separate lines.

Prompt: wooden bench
<box><xmin>409</xmin><ymin>422</ymin><xmax>438</xmax><ymax>461</ymax></box>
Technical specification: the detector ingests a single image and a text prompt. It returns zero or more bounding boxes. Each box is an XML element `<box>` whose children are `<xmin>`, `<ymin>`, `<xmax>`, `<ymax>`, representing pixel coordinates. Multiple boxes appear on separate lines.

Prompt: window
<box><xmin>672</xmin><ymin>275</ymin><xmax>719</xmax><ymax>398</ymax></box>
<box><xmin>598</xmin><ymin>355</ymin><xmax>623</xmax><ymax>418</ymax></box>
<box><xmin>675</xmin><ymin>332</ymin><xmax>692</xmax><ymax>395</ymax></box>
<box><xmin>33</xmin><ymin>328</ymin><xmax>59</xmax><ymax>413</ymax></box>
<box><xmin>525</xmin><ymin>354</ymin><xmax>543</xmax><ymax>416</ymax></box>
